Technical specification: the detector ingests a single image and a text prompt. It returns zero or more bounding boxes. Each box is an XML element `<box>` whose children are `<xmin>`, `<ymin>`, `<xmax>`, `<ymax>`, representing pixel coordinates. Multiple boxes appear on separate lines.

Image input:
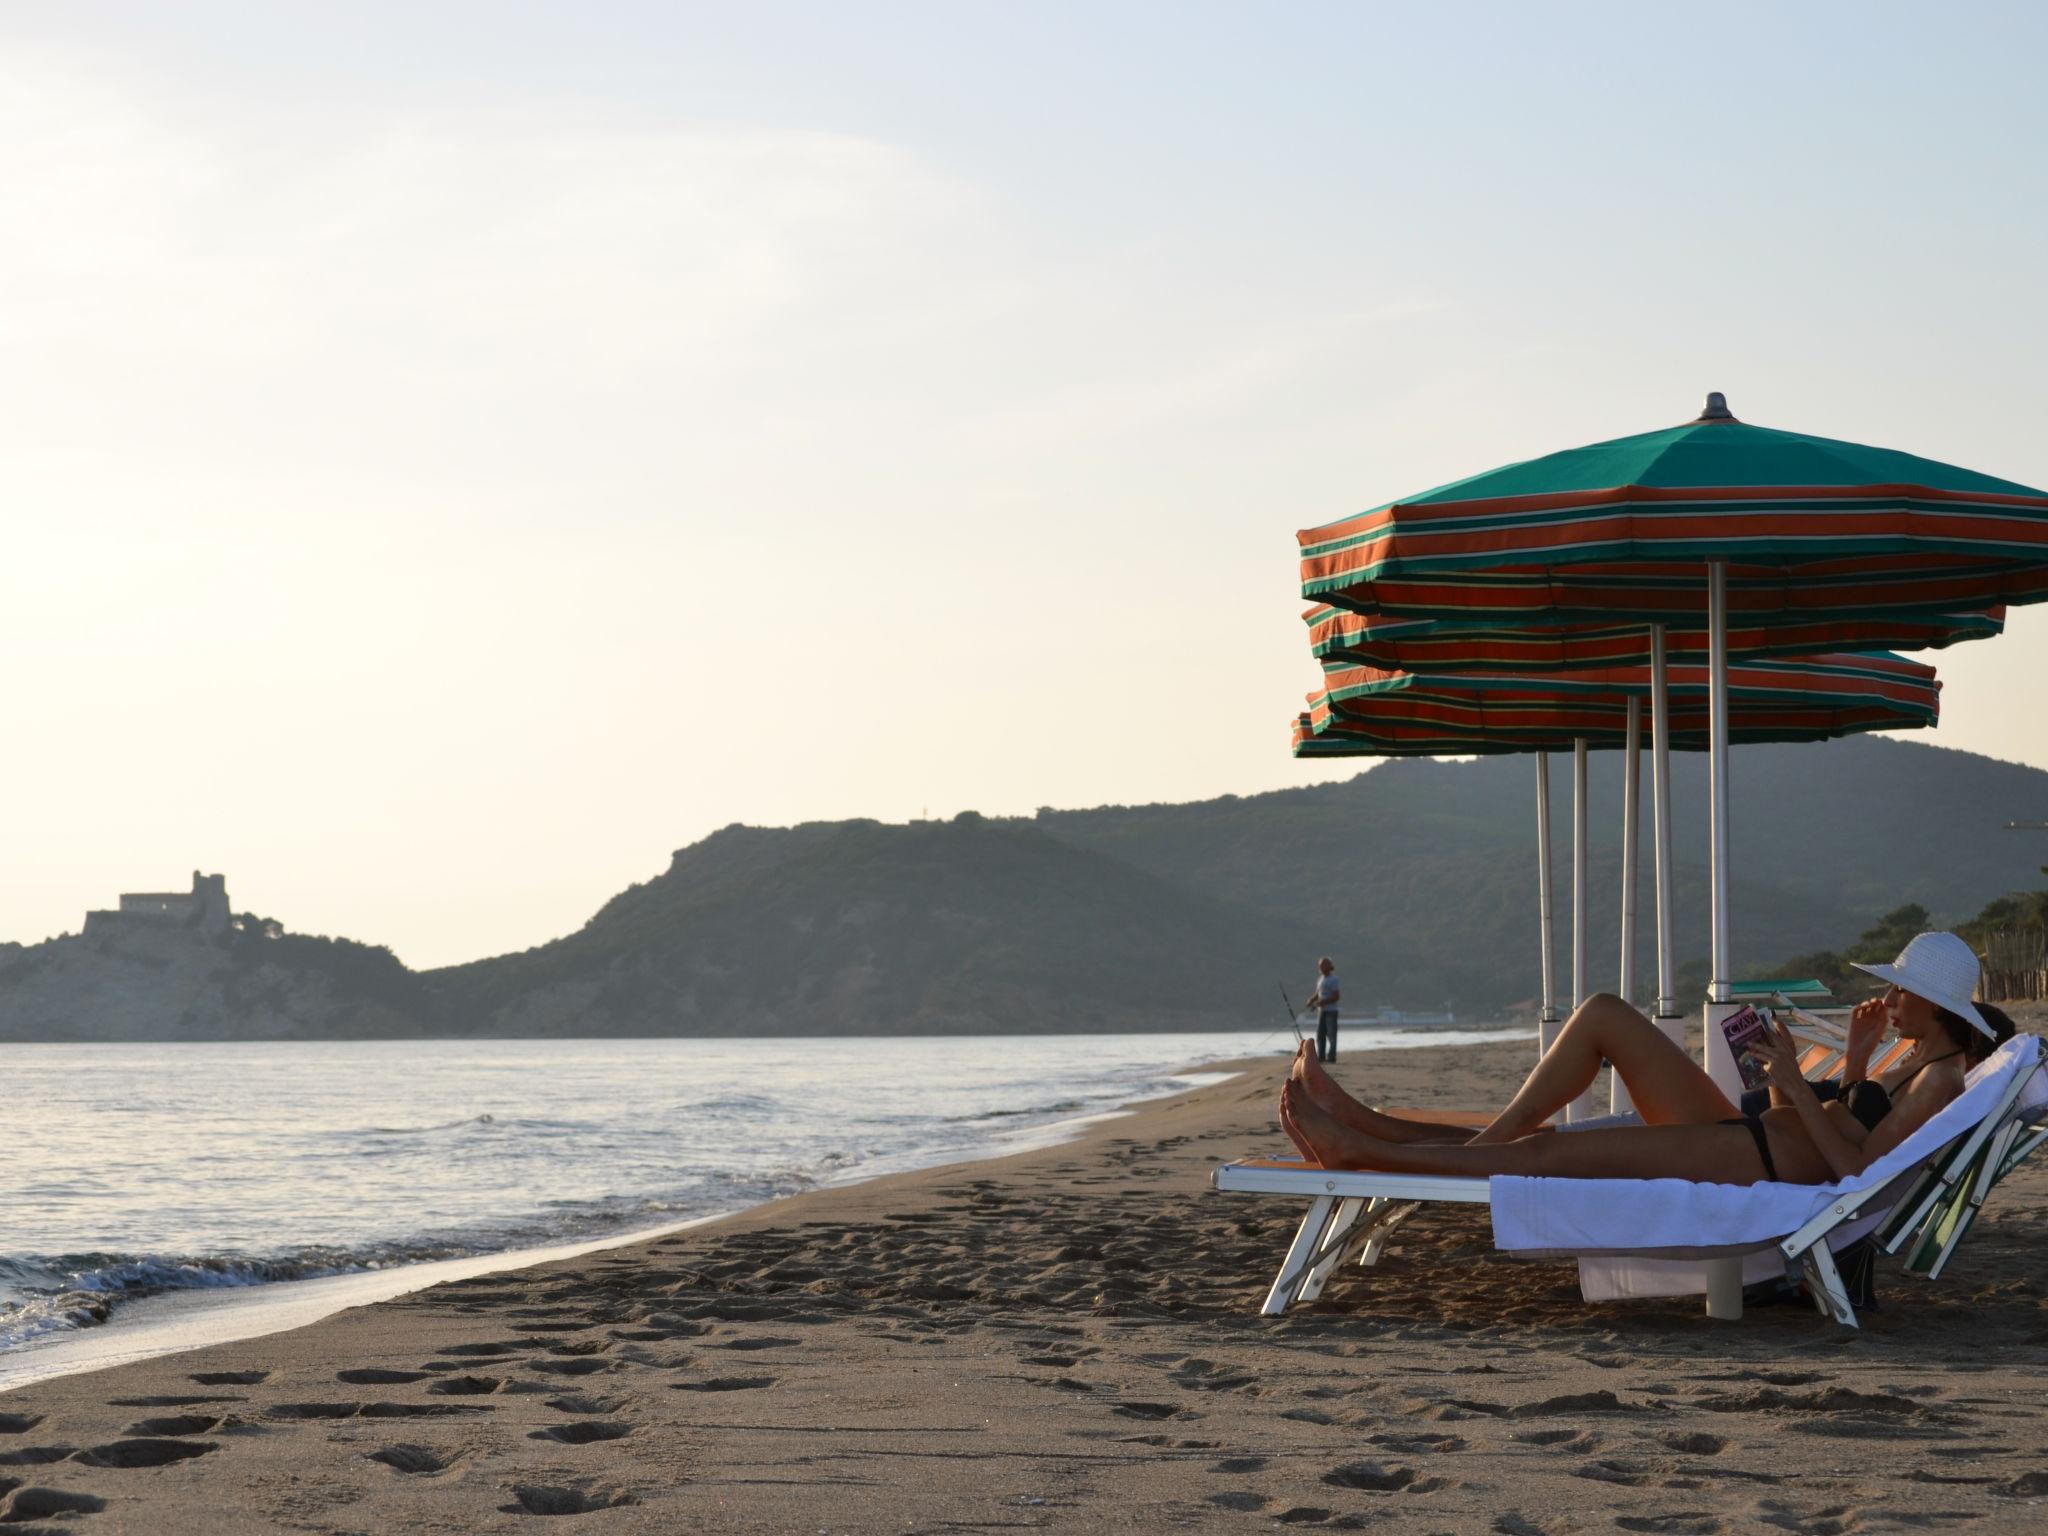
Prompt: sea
<box><xmin>0</xmin><ymin>1026</ymin><xmax>1523</xmax><ymax>1385</ymax></box>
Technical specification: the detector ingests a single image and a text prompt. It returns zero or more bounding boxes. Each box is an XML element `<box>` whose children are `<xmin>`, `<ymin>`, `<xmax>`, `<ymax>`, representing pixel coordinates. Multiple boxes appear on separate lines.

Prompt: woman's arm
<box><xmin>1755</xmin><ymin>1022</ymin><xmax>1872</xmax><ymax>1181</ymax></box>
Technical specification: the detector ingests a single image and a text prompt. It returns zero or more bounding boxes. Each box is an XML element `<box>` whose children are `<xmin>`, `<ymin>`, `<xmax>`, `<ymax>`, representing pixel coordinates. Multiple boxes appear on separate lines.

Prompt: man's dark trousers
<box><xmin>1316</xmin><ymin>1008</ymin><xmax>1339</xmax><ymax>1063</ymax></box>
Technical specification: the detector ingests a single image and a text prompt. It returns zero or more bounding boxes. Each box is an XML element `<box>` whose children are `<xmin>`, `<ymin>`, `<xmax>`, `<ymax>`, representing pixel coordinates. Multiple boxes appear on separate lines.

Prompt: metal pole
<box><xmin>1650</xmin><ymin>624</ymin><xmax>1676</xmax><ymax>1019</ymax></box>
<box><xmin>1572</xmin><ymin>738</ymin><xmax>1588</xmax><ymax>1009</ymax></box>
<box><xmin>1620</xmin><ymin>697</ymin><xmax>1640</xmax><ymax>1005</ymax></box>
<box><xmin>1707</xmin><ymin>562</ymin><xmax>1732</xmax><ymax>1003</ymax></box>
<box><xmin>1536</xmin><ymin>752</ymin><xmax>1558</xmax><ymax>1048</ymax></box>
<box><xmin>1612</xmin><ymin>697</ymin><xmax>1645</xmax><ymax>1117</ymax></box>
<box><xmin>1703</xmin><ymin>560</ymin><xmax>1742</xmax><ymax>1321</ymax></box>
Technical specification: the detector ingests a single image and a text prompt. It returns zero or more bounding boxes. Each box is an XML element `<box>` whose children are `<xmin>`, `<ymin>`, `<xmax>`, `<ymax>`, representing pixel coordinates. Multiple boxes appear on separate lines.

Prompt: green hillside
<box><xmin>428</xmin><ymin>816</ymin><xmax>1322</xmax><ymax>1035</ymax></box>
<box><xmin>1029</xmin><ymin>736</ymin><xmax>2048</xmax><ymax>1013</ymax></box>
<box><xmin>10</xmin><ymin>734</ymin><xmax>2042</xmax><ymax>1039</ymax></box>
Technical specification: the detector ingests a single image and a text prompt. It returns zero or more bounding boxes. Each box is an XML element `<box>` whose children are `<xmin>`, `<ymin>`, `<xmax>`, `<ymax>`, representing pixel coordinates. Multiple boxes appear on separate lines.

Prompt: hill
<box><xmin>427</xmin><ymin>816</ymin><xmax>1320</xmax><ymax>1035</ymax></box>
<box><xmin>3</xmin><ymin>734</ymin><xmax>2044</xmax><ymax>1038</ymax></box>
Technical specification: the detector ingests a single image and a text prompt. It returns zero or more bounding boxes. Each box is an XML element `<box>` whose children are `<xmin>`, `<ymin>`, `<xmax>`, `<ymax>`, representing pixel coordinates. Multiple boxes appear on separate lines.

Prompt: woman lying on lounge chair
<box><xmin>1280</xmin><ymin>932</ymin><xmax>2013</xmax><ymax>1187</ymax></box>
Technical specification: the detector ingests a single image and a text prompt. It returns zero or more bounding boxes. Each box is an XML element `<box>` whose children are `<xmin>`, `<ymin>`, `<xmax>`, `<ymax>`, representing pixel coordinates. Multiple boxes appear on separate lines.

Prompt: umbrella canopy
<box><xmin>1299</xmin><ymin>396</ymin><xmax>2048</xmax><ymax>622</ymax></box>
<box><xmin>1301</xmin><ymin>650</ymin><xmax>1939</xmax><ymax>754</ymax></box>
<box><xmin>1312</xmin><ymin>649</ymin><xmax>1939</xmax><ymax>726</ymax></box>
<box><xmin>1306</xmin><ymin>602</ymin><xmax>2003</xmax><ymax>671</ymax></box>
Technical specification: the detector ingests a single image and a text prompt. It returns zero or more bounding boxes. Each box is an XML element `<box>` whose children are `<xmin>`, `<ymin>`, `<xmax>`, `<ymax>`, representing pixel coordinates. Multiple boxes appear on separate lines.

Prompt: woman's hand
<box><xmin>1846</xmin><ymin>995</ymin><xmax>1888</xmax><ymax>1062</ymax></box>
<box><xmin>1754</xmin><ymin>1019</ymin><xmax>1811</xmax><ymax>1096</ymax></box>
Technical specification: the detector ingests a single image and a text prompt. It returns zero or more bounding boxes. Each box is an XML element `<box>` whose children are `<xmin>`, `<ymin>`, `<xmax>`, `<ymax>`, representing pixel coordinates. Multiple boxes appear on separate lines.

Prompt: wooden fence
<box><xmin>1980</xmin><ymin>925</ymin><xmax>2048</xmax><ymax>1003</ymax></box>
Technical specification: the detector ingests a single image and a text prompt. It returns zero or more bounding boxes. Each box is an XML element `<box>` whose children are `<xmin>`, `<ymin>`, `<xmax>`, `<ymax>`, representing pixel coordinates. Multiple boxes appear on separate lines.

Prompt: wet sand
<box><xmin>5</xmin><ymin>1028</ymin><xmax>2048</xmax><ymax>1532</ymax></box>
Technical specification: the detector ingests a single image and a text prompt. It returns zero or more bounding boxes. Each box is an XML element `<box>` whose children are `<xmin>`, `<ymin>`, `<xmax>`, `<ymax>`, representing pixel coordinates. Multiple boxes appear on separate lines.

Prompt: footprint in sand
<box><xmin>367</xmin><ymin>1445</ymin><xmax>463</xmax><ymax>1476</ymax></box>
<box><xmin>528</xmin><ymin>1358</ymin><xmax>613</xmax><ymax>1377</ymax></box>
<box><xmin>544</xmin><ymin>1396</ymin><xmax>623</xmax><ymax>1415</ymax></box>
<box><xmin>122</xmin><ymin>1415</ymin><xmax>225</xmax><ymax>1438</ymax></box>
<box><xmin>530</xmin><ymin>1422</ymin><xmax>633</xmax><ymax>1445</ymax></box>
<box><xmin>427</xmin><ymin>1376</ymin><xmax>506</xmax><ymax>1397</ymax></box>
<box><xmin>1</xmin><ymin>1487</ymin><xmax>107</xmax><ymax>1523</ymax></box>
<box><xmin>505</xmin><ymin>1482</ymin><xmax>638</xmax><ymax>1517</ymax></box>
<box><xmin>1208</xmin><ymin>1491</ymin><xmax>1268</xmax><ymax>1511</ymax></box>
<box><xmin>0</xmin><ymin>1447</ymin><xmax>74</xmax><ymax>1467</ymax></box>
<box><xmin>1659</xmin><ymin>1431</ymin><xmax>1728</xmax><ymax>1455</ymax></box>
<box><xmin>71</xmin><ymin>1439</ymin><xmax>219</xmax><ymax>1468</ymax></box>
<box><xmin>711</xmin><ymin>1337</ymin><xmax>799</xmax><ymax>1352</ymax></box>
<box><xmin>190</xmin><ymin>1370</ymin><xmax>268</xmax><ymax>1386</ymax></box>
<box><xmin>106</xmin><ymin>1395</ymin><xmax>242</xmax><ymax>1409</ymax></box>
<box><xmin>1323</xmin><ymin>1462</ymin><xmax>1447</xmax><ymax>1493</ymax></box>
<box><xmin>1615</xmin><ymin>1518</ymin><xmax>1722</xmax><ymax>1535</ymax></box>
<box><xmin>436</xmin><ymin>1342</ymin><xmax>524</xmax><ymax>1357</ymax></box>
<box><xmin>338</xmin><ymin>1369</ymin><xmax>432</xmax><ymax>1385</ymax></box>
<box><xmin>1110</xmin><ymin>1403</ymin><xmax>1182</xmax><ymax>1421</ymax></box>
<box><xmin>671</xmin><ymin>1377</ymin><xmax>776</xmax><ymax>1393</ymax></box>
<box><xmin>0</xmin><ymin>1417</ymin><xmax>43</xmax><ymax>1436</ymax></box>
<box><xmin>1573</xmin><ymin>1458</ymin><xmax>1651</xmax><ymax>1487</ymax></box>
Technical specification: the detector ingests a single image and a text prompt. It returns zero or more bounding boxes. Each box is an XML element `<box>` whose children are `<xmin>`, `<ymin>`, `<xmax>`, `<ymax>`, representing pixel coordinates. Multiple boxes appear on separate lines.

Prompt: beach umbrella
<box><xmin>1306</xmin><ymin>602</ymin><xmax>2002</xmax><ymax>672</ymax></box>
<box><xmin>1297</xmin><ymin>394</ymin><xmax>2048</xmax><ymax>1055</ymax></box>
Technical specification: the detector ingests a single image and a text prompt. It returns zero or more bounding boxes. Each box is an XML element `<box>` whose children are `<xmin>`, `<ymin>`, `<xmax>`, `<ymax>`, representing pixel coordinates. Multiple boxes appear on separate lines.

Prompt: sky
<box><xmin>4</xmin><ymin>2</ymin><xmax>2047</xmax><ymax>968</ymax></box>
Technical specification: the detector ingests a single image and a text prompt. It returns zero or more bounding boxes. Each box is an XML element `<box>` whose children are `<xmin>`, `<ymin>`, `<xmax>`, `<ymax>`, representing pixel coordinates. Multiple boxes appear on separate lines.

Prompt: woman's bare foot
<box><xmin>1280</xmin><ymin>1080</ymin><xmax>1390</xmax><ymax>1170</ymax></box>
<box><xmin>1277</xmin><ymin>1076</ymin><xmax>1322</xmax><ymax>1165</ymax></box>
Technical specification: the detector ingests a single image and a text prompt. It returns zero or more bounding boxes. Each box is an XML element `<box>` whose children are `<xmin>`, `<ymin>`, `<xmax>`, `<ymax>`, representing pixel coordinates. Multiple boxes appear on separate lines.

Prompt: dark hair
<box><xmin>1963</xmin><ymin>1001</ymin><xmax>2018</xmax><ymax>1066</ymax></box>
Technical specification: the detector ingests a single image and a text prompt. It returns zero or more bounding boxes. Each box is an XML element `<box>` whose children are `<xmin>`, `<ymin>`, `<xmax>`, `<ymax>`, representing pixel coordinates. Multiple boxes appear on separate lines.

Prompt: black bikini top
<box><xmin>1843</xmin><ymin>1049</ymin><xmax>1964</xmax><ymax>1132</ymax></box>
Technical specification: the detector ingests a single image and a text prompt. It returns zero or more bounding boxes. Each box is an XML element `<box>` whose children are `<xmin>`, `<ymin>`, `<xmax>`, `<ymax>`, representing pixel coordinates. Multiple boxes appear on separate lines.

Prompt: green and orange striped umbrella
<box><xmin>1306</xmin><ymin>602</ymin><xmax>2003</xmax><ymax>672</ymax></box>
<box><xmin>1299</xmin><ymin>398</ymin><xmax>2048</xmax><ymax>623</ymax></box>
<box><xmin>1310</xmin><ymin>650</ymin><xmax>1939</xmax><ymax>734</ymax></box>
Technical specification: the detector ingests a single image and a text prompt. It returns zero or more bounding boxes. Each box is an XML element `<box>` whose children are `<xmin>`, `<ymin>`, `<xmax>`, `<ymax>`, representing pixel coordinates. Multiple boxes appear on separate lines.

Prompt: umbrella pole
<box><xmin>1708</xmin><ymin>560</ymin><xmax>1733</xmax><ymax>1010</ymax></box>
<box><xmin>1535</xmin><ymin>752</ymin><xmax>1559</xmax><ymax>1057</ymax></box>
<box><xmin>1568</xmin><ymin>737</ymin><xmax>1596</xmax><ymax>1122</ymax></box>
<box><xmin>1650</xmin><ymin>626</ymin><xmax>1676</xmax><ymax>1022</ymax></box>
<box><xmin>1572</xmin><ymin>738</ymin><xmax>1588</xmax><ymax>1011</ymax></box>
<box><xmin>1614</xmin><ymin>698</ymin><xmax>1641</xmax><ymax>1114</ymax></box>
<box><xmin>1703</xmin><ymin>560</ymin><xmax>1743</xmax><ymax>1320</ymax></box>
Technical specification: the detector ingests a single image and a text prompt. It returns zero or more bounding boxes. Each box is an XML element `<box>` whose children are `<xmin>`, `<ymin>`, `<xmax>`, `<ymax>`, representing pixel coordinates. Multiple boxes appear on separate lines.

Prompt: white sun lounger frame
<box><xmin>1212</xmin><ymin>1051</ymin><xmax>2044</xmax><ymax>1328</ymax></box>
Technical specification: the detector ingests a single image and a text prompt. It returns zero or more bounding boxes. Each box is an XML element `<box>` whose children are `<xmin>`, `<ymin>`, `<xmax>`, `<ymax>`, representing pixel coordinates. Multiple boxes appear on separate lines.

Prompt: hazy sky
<box><xmin>5</xmin><ymin>3</ymin><xmax>2047</xmax><ymax>968</ymax></box>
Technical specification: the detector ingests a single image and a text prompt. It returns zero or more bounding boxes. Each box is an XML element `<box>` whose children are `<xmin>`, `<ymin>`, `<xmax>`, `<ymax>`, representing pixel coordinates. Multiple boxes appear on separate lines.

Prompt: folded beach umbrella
<box><xmin>1297</xmin><ymin>395</ymin><xmax>2048</xmax><ymax>1052</ymax></box>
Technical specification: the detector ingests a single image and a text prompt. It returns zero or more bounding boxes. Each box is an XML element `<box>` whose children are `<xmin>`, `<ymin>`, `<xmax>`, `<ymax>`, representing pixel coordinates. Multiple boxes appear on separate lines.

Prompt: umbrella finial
<box><xmin>1696</xmin><ymin>391</ymin><xmax>1738</xmax><ymax>422</ymax></box>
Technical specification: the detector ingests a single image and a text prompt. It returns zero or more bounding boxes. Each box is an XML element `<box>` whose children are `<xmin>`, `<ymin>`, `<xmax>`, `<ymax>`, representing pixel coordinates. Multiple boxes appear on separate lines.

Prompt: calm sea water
<box><xmin>0</xmin><ymin>1027</ymin><xmax>1521</xmax><ymax>1352</ymax></box>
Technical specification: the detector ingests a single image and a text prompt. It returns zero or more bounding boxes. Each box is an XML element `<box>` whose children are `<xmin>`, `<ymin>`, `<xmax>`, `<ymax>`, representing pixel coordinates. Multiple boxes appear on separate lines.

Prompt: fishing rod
<box><xmin>1279</xmin><ymin>983</ymin><xmax>1305</xmax><ymax>1044</ymax></box>
<box><xmin>1244</xmin><ymin>981</ymin><xmax>1309</xmax><ymax>1053</ymax></box>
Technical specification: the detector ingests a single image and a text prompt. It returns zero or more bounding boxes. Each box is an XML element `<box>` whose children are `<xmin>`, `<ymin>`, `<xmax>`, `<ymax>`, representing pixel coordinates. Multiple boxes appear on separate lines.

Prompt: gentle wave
<box><xmin>0</xmin><ymin>1028</ymin><xmax>1522</xmax><ymax>1353</ymax></box>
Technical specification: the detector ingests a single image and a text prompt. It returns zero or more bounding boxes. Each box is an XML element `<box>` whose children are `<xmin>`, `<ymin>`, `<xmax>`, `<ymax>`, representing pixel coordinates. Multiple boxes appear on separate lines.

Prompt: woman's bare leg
<box><xmin>1468</xmin><ymin>994</ymin><xmax>1737</xmax><ymax>1144</ymax></box>
<box><xmin>1281</xmin><ymin>1080</ymin><xmax>1767</xmax><ymax>1184</ymax></box>
<box><xmin>1289</xmin><ymin>1044</ymin><xmax>1478</xmax><ymax>1145</ymax></box>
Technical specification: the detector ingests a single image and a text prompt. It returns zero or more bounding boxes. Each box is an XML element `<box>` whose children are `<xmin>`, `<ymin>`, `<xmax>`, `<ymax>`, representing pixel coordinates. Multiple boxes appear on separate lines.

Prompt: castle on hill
<box><xmin>83</xmin><ymin>871</ymin><xmax>231</xmax><ymax>938</ymax></box>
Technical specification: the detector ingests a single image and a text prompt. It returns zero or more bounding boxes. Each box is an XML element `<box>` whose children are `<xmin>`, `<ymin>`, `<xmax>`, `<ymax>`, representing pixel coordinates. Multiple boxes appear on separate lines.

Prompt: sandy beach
<box><xmin>5</xmin><ymin>1030</ymin><xmax>2048</xmax><ymax>1533</ymax></box>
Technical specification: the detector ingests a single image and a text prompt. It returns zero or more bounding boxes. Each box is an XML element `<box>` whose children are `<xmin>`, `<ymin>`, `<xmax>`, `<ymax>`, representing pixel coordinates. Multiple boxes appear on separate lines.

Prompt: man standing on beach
<box><xmin>1309</xmin><ymin>957</ymin><xmax>1341</xmax><ymax>1063</ymax></box>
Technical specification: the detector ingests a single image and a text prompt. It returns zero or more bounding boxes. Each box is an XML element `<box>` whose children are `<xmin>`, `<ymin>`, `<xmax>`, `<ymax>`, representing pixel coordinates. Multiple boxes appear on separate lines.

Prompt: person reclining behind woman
<box><xmin>1280</xmin><ymin>932</ymin><xmax>2012</xmax><ymax>1187</ymax></box>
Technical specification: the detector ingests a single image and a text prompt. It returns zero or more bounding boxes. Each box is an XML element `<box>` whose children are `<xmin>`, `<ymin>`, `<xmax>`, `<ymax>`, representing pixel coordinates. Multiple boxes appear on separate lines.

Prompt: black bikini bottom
<box><xmin>1721</xmin><ymin>1113</ymin><xmax>1779</xmax><ymax>1182</ymax></box>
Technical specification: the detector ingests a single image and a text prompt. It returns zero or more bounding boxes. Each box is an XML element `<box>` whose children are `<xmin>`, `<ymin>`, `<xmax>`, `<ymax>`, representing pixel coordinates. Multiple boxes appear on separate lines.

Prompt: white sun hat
<box><xmin>1850</xmin><ymin>931</ymin><xmax>1993</xmax><ymax>1039</ymax></box>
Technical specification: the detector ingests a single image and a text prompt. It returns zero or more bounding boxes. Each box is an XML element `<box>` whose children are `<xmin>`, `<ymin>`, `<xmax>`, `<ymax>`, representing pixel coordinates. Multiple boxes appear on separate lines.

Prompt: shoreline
<box><xmin>6</xmin><ymin>1032</ymin><xmax>2044</xmax><ymax>1531</ymax></box>
<box><xmin>2</xmin><ymin>1030</ymin><xmax>1529</xmax><ymax>1394</ymax></box>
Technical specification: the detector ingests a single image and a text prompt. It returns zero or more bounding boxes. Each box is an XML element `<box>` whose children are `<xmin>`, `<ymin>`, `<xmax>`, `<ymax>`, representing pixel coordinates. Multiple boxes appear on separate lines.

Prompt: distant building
<box><xmin>84</xmin><ymin>871</ymin><xmax>231</xmax><ymax>937</ymax></box>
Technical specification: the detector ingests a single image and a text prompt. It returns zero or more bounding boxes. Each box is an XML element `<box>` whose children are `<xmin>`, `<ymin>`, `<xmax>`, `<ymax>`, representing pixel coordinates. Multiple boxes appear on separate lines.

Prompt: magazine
<box><xmin>1719</xmin><ymin>1004</ymin><xmax>1776</xmax><ymax>1093</ymax></box>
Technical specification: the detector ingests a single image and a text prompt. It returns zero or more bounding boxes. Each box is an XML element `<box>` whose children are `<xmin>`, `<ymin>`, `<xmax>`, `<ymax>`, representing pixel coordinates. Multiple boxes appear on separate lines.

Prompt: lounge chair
<box><xmin>1212</xmin><ymin>1035</ymin><xmax>2045</xmax><ymax>1327</ymax></box>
